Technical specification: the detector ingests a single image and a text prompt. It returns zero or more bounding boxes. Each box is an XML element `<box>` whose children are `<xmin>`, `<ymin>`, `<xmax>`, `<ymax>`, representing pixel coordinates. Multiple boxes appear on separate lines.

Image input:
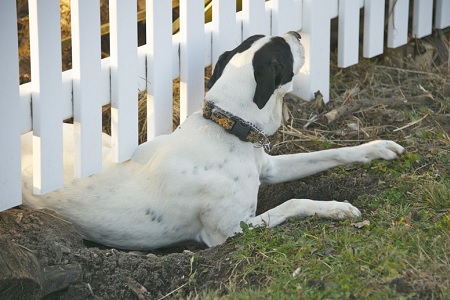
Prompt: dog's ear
<box><xmin>252</xmin><ymin>37</ymin><xmax>294</xmax><ymax>109</ymax></box>
<box><xmin>253</xmin><ymin>58</ymin><xmax>288</xmax><ymax>109</ymax></box>
<box><xmin>207</xmin><ymin>50</ymin><xmax>231</xmax><ymax>90</ymax></box>
<box><xmin>207</xmin><ymin>34</ymin><xmax>266</xmax><ymax>90</ymax></box>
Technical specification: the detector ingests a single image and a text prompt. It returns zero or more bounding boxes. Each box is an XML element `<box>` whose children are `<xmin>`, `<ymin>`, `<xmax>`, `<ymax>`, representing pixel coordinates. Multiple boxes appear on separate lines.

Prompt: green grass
<box><xmin>196</xmin><ymin>141</ymin><xmax>450</xmax><ymax>300</ymax></box>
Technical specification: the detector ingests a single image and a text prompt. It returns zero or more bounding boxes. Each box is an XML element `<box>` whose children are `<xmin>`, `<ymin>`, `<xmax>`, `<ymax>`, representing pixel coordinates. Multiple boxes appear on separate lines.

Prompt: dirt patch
<box><xmin>0</xmin><ymin>208</ymin><xmax>233</xmax><ymax>299</ymax></box>
<box><xmin>258</xmin><ymin>168</ymin><xmax>383</xmax><ymax>216</ymax></box>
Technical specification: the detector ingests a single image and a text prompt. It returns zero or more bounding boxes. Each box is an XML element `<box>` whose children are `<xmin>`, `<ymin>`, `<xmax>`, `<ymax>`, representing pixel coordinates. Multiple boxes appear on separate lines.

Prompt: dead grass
<box><xmin>271</xmin><ymin>51</ymin><xmax>449</xmax><ymax>155</ymax></box>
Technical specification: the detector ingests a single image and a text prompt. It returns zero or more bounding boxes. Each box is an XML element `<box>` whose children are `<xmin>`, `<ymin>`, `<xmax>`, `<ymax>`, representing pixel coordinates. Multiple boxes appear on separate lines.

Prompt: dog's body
<box><xmin>22</xmin><ymin>32</ymin><xmax>404</xmax><ymax>249</ymax></box>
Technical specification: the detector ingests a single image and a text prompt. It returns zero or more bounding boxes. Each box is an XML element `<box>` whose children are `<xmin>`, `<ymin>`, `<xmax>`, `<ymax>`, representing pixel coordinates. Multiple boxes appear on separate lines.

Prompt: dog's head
<box><xmin>205</xmin><ymin>31</ymin><xmax>305</xmax><ymax>135</ymax></box>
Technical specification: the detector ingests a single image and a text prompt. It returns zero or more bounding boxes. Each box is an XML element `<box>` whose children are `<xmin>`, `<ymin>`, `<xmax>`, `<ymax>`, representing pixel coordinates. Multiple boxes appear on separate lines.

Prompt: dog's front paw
<box><xmin>322</xmin><ymin>201</ymin><xmax>361</xmax><ymax>220</ymax></box>
<box><xmin>358</xmin><ymin>140</ymin><xmax>405</xmax><ymax>163</ymax></box>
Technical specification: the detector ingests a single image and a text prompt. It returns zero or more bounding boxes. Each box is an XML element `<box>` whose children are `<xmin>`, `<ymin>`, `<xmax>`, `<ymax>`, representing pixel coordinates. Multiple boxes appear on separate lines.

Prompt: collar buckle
<box><xmin>229</xmin><ymin>116</ymin><xmax>252</xmax><ymax>142</ymax></box>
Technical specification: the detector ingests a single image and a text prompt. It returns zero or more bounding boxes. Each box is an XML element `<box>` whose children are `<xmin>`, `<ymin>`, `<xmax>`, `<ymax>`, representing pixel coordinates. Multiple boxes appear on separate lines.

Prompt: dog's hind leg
<box><xmin>260</xmin><ymin>140</ymin><xmax>404</xmax><ymax>185</ymax></box>
<box><xmin>241</xmin><ymin>199</ymin><xmax>361</xmax><ymax>230</ymax></box>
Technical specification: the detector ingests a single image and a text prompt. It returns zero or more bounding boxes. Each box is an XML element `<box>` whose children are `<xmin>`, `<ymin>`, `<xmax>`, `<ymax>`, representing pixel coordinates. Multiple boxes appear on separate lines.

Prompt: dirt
<box><xmin>0</xmin><ymin>208</ymin><xmax>219</xmax><ymax>299</ymax></box>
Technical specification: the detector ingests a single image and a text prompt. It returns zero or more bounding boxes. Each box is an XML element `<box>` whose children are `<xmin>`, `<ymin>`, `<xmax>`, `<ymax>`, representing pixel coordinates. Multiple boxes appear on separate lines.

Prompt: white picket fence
<box><xmin>0</xmin><ymin>0</ymin><xmax>449</xmax><ymax>212</ymax></box>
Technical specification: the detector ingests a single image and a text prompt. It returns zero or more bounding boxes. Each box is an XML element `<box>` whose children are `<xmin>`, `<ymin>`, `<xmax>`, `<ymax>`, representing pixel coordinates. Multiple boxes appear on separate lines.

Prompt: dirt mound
<box><xmin>1</xmin><ymin>208</ymin><xmax>237</xmax><ymax>299</ymax></box>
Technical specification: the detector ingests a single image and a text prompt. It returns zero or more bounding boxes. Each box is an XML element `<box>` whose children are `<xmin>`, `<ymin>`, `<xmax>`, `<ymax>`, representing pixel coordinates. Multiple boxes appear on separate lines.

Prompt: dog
<box><xmin>21</xmin><ymin>31</ymin><xmax>404</xmax><ymax>250</ymax></box>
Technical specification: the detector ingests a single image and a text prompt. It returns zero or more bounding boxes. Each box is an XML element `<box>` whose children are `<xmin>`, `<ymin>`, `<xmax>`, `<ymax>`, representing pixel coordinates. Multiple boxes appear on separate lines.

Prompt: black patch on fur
<box><xmin>252</xmin><ymin>37</ymin><xmax>294</xmax><ymax>109</ymax></box>
<box><xmin>146</xmin><ymin>208</ymin><xmax>163</xmax><ymax>223</ymax></box>
<box><xmin>207</xmin><ymin>34</ymin><xmax>265</xmax><ymax>89</ymax></box>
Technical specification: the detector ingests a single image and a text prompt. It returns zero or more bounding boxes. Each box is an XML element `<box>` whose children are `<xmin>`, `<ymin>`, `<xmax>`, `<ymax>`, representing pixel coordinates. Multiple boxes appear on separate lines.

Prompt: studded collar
<box><xmin>202</xmin><ymin>100</ymin><xmax>270</xmax><ymax>152</ymax></box>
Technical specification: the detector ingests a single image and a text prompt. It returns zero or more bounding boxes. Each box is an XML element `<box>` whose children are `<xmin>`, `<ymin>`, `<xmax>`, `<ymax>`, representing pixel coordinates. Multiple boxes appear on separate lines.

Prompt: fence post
<box><xmin>109</xmin><ymin>0</ymin><xmax>138</xmax><ymax>162</ymax></box>
<box><xmin>435</xmin><ymin>0</ymin><xmax>450</xmax><ymax>29</ymax></box>
<box><xmin>271</xmin><ymin>0</ymin><xmax>302</xmax><ymax>36</ymax></box>
<box><xmin>387</xmin><ymin>0</ymin><xmax>409</xmax><ymax>48</ymax></box>
<box><xmin>363</xmin><ymin>0</ymin><xmax>385</xmax><ymax>58</ymax></box>
<box><xmin>71</xmin><ymin>0</ymin><xmax>102</xmax><ymax>177</ymax></box>
<box><xmin>179</xmin><ymin>0</ymin><xmax>205</xmax><ymax>122</ymax></box>
<box><xmin>28</xmin><ymin>0</ymin><xmax>64</xmax><ymax>194</ymax></box>
<box><xmin>212</xmin><ymin>0</ymin><xmax>239</xmax><ymax>68</ymax></box>
<box><xmin>412</xmin><ymin>0</ymin><xmax>433</xmax><ymax>38</ymax></box>
<box><xmin>242</xmin><ymin>0</ymin><xmax>269</xmax><ymax>39</ymax></box>
<box><xmin>293</xmin><ymin>0</ymin><xmax>334</xmax><ymax>102</ymax></box>
<box><xmin>146</xmin><ymin>0</ymin><xmax>173</xmax><ymax>139</ymax></box>
<box><xmin>338</xmin><ymin>0</ymin><xmax>360</xmax><ymax>68</ymax></box>
<box><xmin>0</xmin><ymin>0</ymin><xmax>22</xmax><ymax>210</ymax></box>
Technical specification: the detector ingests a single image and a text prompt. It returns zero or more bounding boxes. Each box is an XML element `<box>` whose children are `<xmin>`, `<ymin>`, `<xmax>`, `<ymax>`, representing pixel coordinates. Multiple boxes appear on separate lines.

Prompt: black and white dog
<box><xmin>22</xmin><ymin>32</ymin><xmax>404</xmax><ymax>249</ymax></box>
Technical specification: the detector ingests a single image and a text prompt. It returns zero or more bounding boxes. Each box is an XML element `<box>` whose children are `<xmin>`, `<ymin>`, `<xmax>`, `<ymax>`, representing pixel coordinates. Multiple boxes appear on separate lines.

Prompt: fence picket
<box><xmin>138</xmin><ymin>46</ymin><xmax>147</xmax><ymax>91</ymax></box>
<box><xmin>435</xmin><ymin>0</ymin><xmax>450</xmax><ymax>29</ymax></box>
<box><xmin>203</xmin><ymin>24</ymin><xmax>213</xmax><ymax>68</ymax></box>
<box><xmin>294</xmin><ymin>0</ymin><xmax>303</xmax><ymax>31</ymax></box>
<box><xmin>387</xmin><ymin>0</ymin><xmax>409</xmax><ymax>48</ymax></box>
<box><xmin>271</xmin><ymin>0</ymin><xmax>301</xmax><ymax>35</ymax></box>
<box><xmin>146</xmin><ymin>0</ymin><xmax>173</xmax><ymax>139</ymax></box>
<box><xmin>363</xmin><ymin>0</ymin><xmax>385</xmax><ymax>58</ymax></box>
<box><xmin>179</xmin><ymin>0</ymin><xmax>205</xmax><ymax>122</ymax></box>
<box><xmin>242</xmin><ymin>0</ymin><xmax>269</xmax><ymax>39</ymax></box>
<box><xmin>100</xmin><ymin>57</ymin><xmax>112</xmax><ymax>106</ymax></box>
<box><xmin>19</xmin><ymin>83</ymin><xmax>32</xmax><ymax>134</ymax></box>
<box><xmin>412</xmin><ymin>0</ymin><xmax>433</xmax><ymax>38</ymax></box>
<box><xmin>109</xmin><ymin>0</ymin><xmax>138</xmax><ymax>162</ymax></box>
<box><xmin>293</xmin><ymin>0</ymin><xmax>335</xmax><ymax>102</ymax></box>
<box><xmin>61</xmin><ymin>70</ymin><xmax>74</xmax><ymax>120</ymax></box>
<box><xmin>338</xmin><ymin>0</ymin><xmax>360</xmax><ymax>68</ymax></box>
<box><xmin>212</xmin><ymin>0</ymin><xmax>239</xmax><ymax>69</ymax></box>
<box><xmin>71</xmin><ymin>0</ymin><xmax>102</xmax><ymax>177</ymax></box>
<box><xmin>28</xmin><ymin>0</ymin><xmax>64</xmax><ymax>194</ymax></box>
<box><xmin>0</xmin><ymin>0</ymin><xmax>21</xmax><ymax>210</ymax></box>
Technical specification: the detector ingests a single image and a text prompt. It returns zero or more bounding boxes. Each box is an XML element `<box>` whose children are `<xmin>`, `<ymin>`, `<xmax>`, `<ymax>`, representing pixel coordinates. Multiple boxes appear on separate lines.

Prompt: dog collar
<box><xmin>203</xmin><ymin>101</ymin><xmax>270</xmax><ymax>152</ymax></box>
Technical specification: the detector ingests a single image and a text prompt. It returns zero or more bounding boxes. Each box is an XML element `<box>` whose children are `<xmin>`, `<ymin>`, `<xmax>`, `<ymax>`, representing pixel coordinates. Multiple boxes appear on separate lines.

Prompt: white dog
<box><xmin>22</xmin><ymin>32</ymin><xmax>404</xmax><ymax>250</ymax></box>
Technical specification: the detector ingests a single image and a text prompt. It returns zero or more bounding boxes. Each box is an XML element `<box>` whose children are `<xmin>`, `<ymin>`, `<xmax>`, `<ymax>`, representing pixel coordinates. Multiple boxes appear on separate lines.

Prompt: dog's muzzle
<box><xmin>203</xmin><ymin>101</ymin><xmax>270</xmax><ymax>152</ymax></box>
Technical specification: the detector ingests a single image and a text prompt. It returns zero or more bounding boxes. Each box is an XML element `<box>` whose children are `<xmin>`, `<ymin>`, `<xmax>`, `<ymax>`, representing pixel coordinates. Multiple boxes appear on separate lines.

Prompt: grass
<box><xmin>193</xmin><ymin>160</ymin><xmax>449</xmax><ymax>299</ymax></box>
<box><xmin>180</xmin><ymin>145</ymin><xmax>448</xmax><ymax>300</ymax></box>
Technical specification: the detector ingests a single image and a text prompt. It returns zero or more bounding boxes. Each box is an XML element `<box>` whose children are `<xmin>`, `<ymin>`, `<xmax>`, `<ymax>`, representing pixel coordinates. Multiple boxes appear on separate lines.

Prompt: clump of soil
<box><xmin>0</xmin><ymin>208</ymin><xmax>238</xmax><ymax>299</ymax></box>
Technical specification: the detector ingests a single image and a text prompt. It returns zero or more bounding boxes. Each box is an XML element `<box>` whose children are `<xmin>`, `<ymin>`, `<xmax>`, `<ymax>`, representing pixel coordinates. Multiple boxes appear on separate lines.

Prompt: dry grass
<box><xmin>271</xmin><ymin>50</ymin><xmax>449</xmax><ymax>154</ymax></box>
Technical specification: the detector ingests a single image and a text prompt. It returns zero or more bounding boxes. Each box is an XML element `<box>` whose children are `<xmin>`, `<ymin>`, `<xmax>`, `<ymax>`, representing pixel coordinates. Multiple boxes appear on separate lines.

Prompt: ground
<box><xmin>2</xmin><ymin>39</ymin><xmax>449</xmax><ymax>299</ymax></box>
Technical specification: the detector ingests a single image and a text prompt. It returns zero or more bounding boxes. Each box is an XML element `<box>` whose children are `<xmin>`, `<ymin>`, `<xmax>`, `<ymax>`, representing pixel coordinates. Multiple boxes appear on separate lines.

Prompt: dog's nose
<box><xmin>287</xmin><ymin>31</ymin><xmax>301</xmax><ymax>41</ymax></box>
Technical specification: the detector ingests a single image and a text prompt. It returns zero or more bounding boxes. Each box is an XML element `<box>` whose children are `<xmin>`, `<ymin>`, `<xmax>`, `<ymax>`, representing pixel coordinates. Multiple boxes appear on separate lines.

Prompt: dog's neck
<box><xmin>204</xmin><ymin>86</ymin><xmax>285</xmax><ymax>136</ymax></box>
<box><xmin>203</xmin><ymin>101</ymin><xmax>271</xmax><ymax>151</ymax></box>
